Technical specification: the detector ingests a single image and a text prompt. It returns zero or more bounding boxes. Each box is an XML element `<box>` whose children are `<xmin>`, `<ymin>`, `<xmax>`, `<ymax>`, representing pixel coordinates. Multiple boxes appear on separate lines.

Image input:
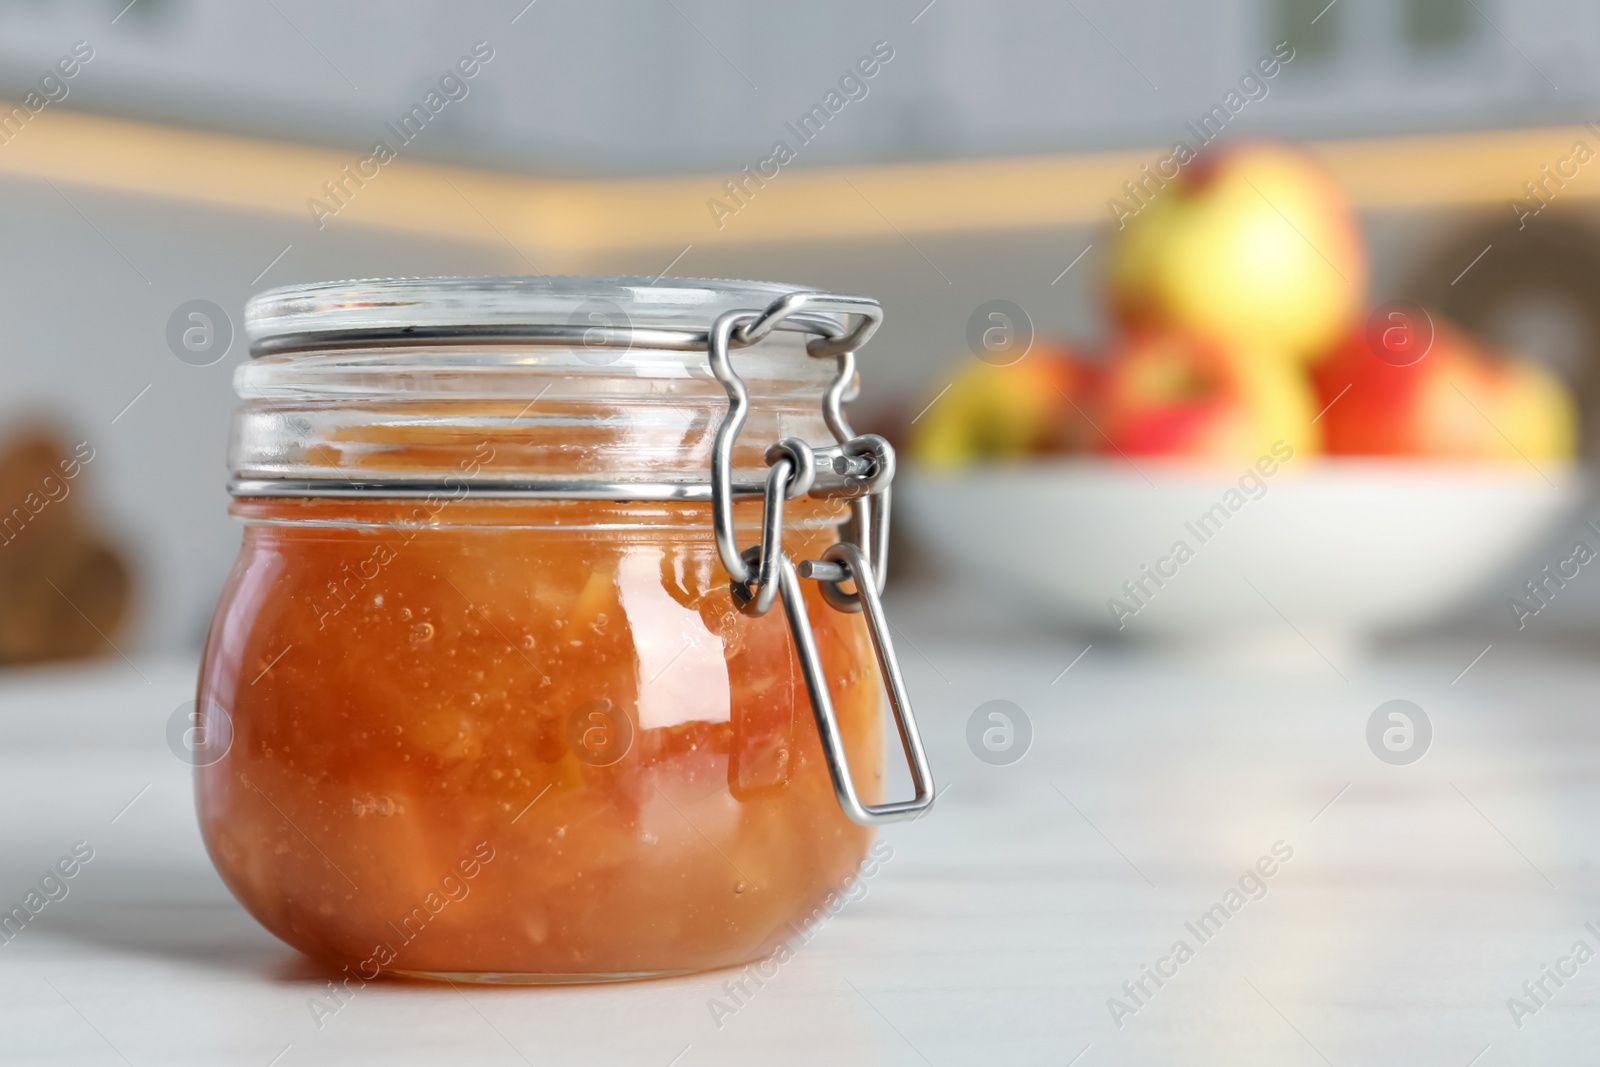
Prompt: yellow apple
<box><xmin>1110</xmin><ymin>141</ymin><xmax>1367</xmax><ymax>362</ymax></box>
<box><xmin>1096</xmin><ymin>330</ymin><xmax>1322</xmax><ymax>459</ymax></box>
<box><xmin>910</xmin><ymin>346</ymin><xmax>1100</xmax><ymax>466</ymax></box>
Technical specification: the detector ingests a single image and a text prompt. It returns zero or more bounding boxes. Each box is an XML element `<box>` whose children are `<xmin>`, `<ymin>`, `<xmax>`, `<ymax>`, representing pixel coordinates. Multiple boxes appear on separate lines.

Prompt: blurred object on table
<box><xmin>900</xmin><ymin>138</ymin><xmax>1586</xmax><ymax>645</ymax></box>
<box><xmin>909</xmin><ymin>139</ymin><xmax>1578</xmax><ymax>470</ymax></box>
<box><xmin>901</xmin><ymin>461</ymin><xmax>1582</xmax><ymax>650</ymax></box>
<box><xmin>0</xmin><ymin>426</ymin><xmax>133</xmax><ymax>665</ymax></box>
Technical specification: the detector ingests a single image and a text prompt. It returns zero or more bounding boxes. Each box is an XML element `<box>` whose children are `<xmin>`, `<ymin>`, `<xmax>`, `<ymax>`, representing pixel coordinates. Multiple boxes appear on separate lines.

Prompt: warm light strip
<box><xmin>0</xmin><ymin>106</ymin><xmax>1588</xmax><ymax>262</ymax></box>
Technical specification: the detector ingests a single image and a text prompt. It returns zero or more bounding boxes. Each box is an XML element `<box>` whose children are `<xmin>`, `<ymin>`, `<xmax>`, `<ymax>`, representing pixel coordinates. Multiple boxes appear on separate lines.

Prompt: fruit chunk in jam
<box><xmin>196</xmin><ymin>498</ymin><xmax>883</xmax><ymax>981</ymax></box>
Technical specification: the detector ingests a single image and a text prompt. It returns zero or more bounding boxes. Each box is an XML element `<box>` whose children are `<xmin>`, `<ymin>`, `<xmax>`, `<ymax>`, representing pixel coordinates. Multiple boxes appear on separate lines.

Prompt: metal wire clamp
<box><xmin>707</xmin><ymin>292</ymin><xmax>935</xmax><ymax>826</ymax></box>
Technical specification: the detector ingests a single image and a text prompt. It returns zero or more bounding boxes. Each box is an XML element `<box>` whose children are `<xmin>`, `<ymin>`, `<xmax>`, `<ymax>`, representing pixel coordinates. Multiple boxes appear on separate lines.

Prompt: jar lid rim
<box><xmin>244</xmin><ymin>275</ymin><xmax>834</xmax><ymax>357</ymax></box>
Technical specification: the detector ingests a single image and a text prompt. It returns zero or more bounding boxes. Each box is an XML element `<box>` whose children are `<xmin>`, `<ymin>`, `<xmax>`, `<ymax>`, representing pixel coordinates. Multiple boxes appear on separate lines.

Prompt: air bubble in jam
<box><xmin>351</xmin><ymin>794</ymin><xmax>403</xmax><ymax>817</ymax></box>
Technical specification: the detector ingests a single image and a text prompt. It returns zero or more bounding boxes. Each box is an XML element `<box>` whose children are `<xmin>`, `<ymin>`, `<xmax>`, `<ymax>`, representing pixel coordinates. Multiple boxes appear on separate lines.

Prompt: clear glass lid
<box><xmin>229</xmin><ymin>276</ymin><xmax>859</xmax><ymax>501</ymax></box>
<box><xmin>244</xmin><ymin>276</ymin><xmax>847</xmax><ymax>356</ymax></box>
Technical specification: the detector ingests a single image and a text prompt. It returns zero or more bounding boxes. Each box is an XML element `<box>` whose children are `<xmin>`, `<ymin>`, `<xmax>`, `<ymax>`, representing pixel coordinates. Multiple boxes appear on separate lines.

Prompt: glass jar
<box><xmin>195</xmin><ymin>277</ymin><xmax>933</xmax><ymax>983</ymax></box>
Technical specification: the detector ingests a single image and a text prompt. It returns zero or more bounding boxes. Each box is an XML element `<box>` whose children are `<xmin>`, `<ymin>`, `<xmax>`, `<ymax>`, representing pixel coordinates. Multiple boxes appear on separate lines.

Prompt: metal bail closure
<box><xmin>782</xmin><ymin>542</ymin><xmax>936</xmax><ymax>825</ymax></box>
<box><xmin>706</xmin><ymin>289</ymin><xmax>934</xmax><ymax>826</ymax></box>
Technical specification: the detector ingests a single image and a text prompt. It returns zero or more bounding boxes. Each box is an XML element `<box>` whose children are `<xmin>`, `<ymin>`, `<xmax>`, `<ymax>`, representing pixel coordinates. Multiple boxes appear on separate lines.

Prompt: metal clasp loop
<box><xmin>732</xmin><ymin>291</ymin><xmax>882</xmax><ymax>357</ymax></box>
<box><xmin>781</xmin><ymin>543</ymin><xmax>935</xmax><ymax>825</ymax></box>
<box><xmin>709</xmin><ymin>296</ymin><xmax>883</xmax><ymax>585</ymax></box>
<box><xmin>708</xmin><ymin>308</ymin><xmax>764</xmax><ymax>587</ymax></box>
<box><xmin>729</xmin><ymin>455</ymin><xmax>796</xmax><ymax>617</ymax></box>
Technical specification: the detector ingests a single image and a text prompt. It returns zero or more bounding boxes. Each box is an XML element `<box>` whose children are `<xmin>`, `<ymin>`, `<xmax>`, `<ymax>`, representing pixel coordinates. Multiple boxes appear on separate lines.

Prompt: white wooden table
<box><xmin>2</xmin><ymin>613</ymin><xmax>1596</xmax><ymax>1066</ymax></box>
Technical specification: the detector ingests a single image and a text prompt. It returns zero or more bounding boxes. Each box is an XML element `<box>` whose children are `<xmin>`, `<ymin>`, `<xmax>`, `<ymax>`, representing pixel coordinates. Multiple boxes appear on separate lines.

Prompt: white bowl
<box><xmin>900</xmin><ymin>459</ymin><xmax>1587</xmax><ymax>647</ymax></box>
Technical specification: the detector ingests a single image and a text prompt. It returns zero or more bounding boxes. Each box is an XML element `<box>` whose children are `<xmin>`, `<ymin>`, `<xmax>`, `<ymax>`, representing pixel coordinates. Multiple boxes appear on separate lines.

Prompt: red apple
<box><xmin>1312</xmin><ymin>313</ymin><xmax>1577</xmax><ymax>461</ymax></box>
<box><xmin>1109</xmin><ymin>141</ymin><xmax>1367</xmax><ymax>362</ymax></box>
<box><xmin>1097</xmin><ymin>329</ymin><xmax>1321</xmax><ymax>459</ymax></box>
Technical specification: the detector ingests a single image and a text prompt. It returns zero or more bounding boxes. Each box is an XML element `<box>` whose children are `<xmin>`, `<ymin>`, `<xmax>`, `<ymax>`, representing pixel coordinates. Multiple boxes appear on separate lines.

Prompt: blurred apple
<box><xmin>1097</xmin><ymin>330</ymin><xmax>1321</xmax><ymax>459</ymax></box>
<box><xmin>1312</xmin><ymin>315</ymin><xmax>1577</xmax><ymax>461</ymax></box>
<box><xmin>910</xmin><ymin>345</ymin><xmax>1100</xmax><ymax>466</ymax></box>
<box><xmin>1109</xmin><ymin>141</ymin><xmax>1366</xmax><ymax>362</ymax></box>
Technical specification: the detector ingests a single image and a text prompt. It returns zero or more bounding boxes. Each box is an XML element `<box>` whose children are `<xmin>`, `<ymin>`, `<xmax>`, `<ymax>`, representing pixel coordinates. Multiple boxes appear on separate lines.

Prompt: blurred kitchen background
<box><xmin>2</xmin><ymin>0</ymin><xmax>1600</xmax><ymax>657</ymax></box>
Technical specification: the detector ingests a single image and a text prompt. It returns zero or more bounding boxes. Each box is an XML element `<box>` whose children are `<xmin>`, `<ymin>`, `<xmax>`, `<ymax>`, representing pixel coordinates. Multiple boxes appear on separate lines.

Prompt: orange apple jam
<box><xmin>197</xmin><ymin>496</ymin><xmax>884</xmax><ymax>981</ymax></box>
